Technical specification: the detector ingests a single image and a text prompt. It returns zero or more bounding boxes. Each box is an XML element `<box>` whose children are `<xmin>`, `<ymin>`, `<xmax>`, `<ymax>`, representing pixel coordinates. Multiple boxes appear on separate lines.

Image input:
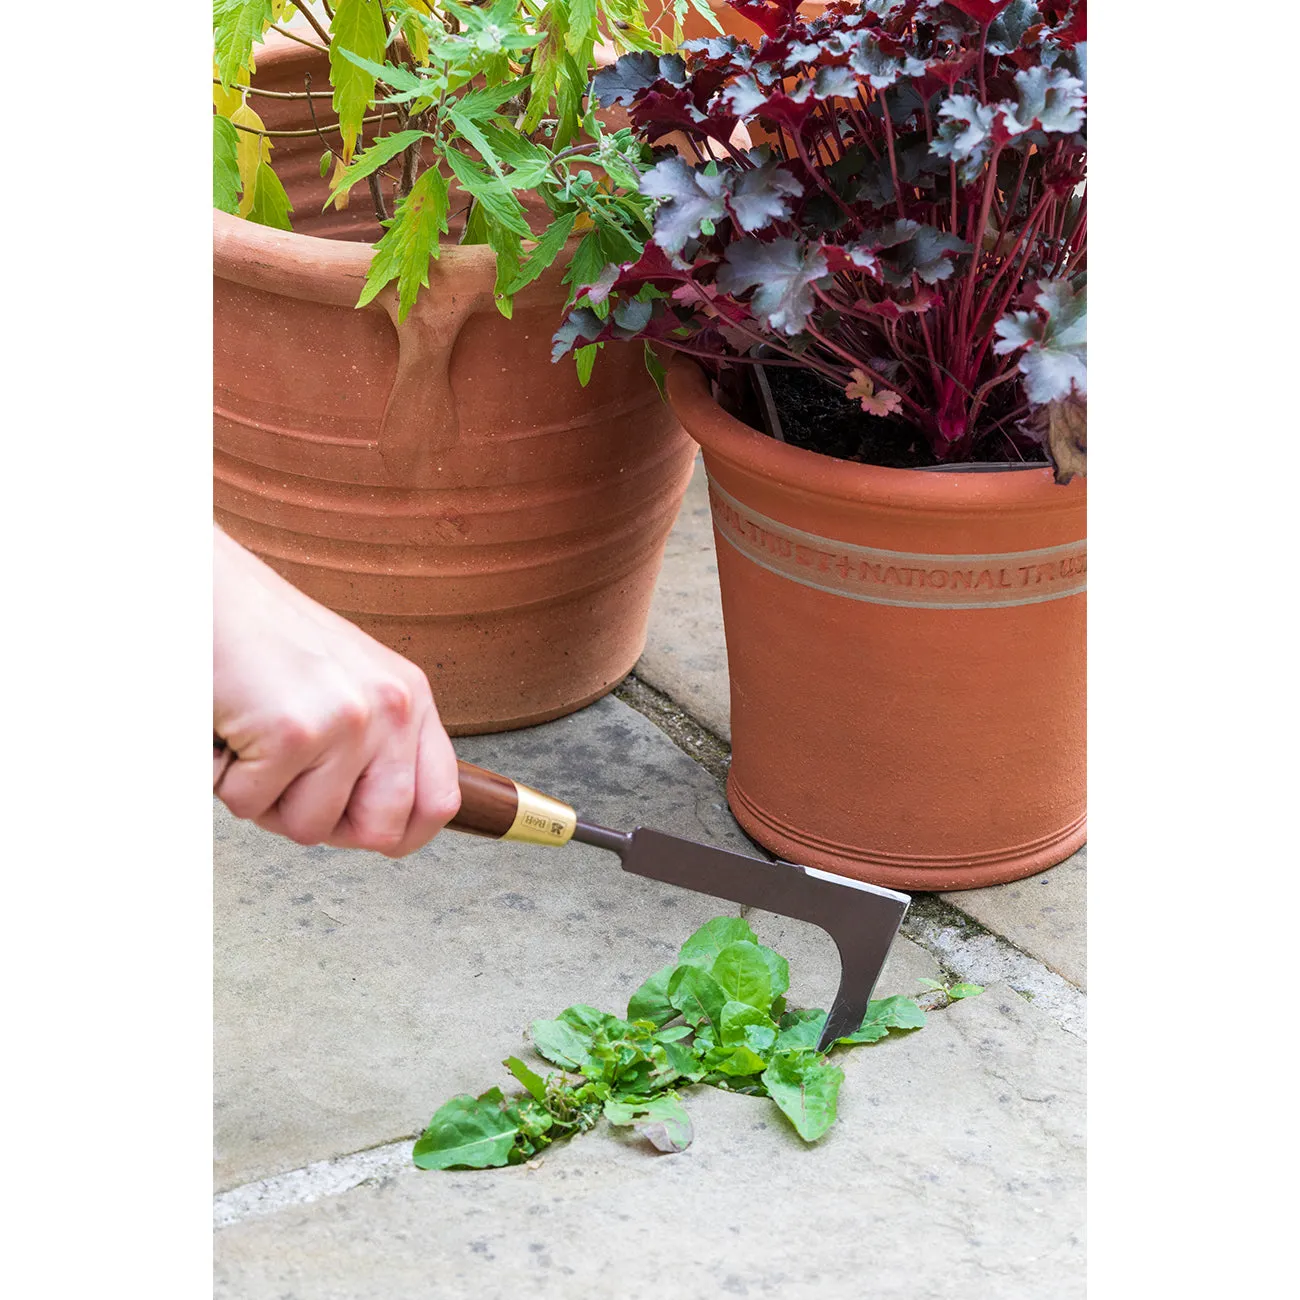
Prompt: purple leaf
<box><xmin>931</xmin><ymin>94</ymin><xmax>1011</xmax><ymax>181</ymax></box>
<box><xmin>1006</xmin><ymin>66</ymin><xmax>1085</xmax><ymax>135</ymax></box>
<box><xmin>723</xmin><ymin>74</ymin><xmax>768</xmax><ymax>117</ymax></box>
<box><xmin>639</xmin><ymin>156</ymin><xmax>729</xmax><ymax>256</ymax></box>
<box><xmin>727</xmin><ymin>157</ymin><xmax>804</xmax><ymax>232</ymax></box>
<box><xmin>716</xmin><ymin>238</ymin><xmax>830</xmax><ymax>335</ymax></box>
<box><xmin>993</xmin><ymin>278</ymin><xmax>1087</xmax><ymax>403</ymax></box>
<box><xmin>592</xmin><ymin>52</ymin><xmax>687</xmax><ymax>108</ymax></box>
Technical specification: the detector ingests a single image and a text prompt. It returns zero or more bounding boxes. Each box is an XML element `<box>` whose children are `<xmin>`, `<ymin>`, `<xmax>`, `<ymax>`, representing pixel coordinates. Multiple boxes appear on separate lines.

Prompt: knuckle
<box><xmin>268</xmin><ymin>713</ymin><xmax>320</xmax><ymax>756</ymax></box>
<box><xmin>373</xmin><ymin>676</ymin><xmax>416</xmax><ymax>728</ymax></box>
<box><xmin>334</xmin><ymin>695</ymin><xmax>372</xmax><ymax>739</ymax></box>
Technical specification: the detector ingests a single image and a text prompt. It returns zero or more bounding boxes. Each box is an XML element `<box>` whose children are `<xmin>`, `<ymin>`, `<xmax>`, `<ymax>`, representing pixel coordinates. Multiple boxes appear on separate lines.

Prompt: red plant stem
<box><xmin>879</xmin><ymin>92</ymin><xmax>907</xmax><ymax>220</ymax></box>
<box><xmin>968</xmin><ymin>186</ymin><xmax>1053</xmax><ymax>341</ymax></box>
<box><xmin>966</xmin><ymin>198</ymin><xmax>1053</xmax><ymax>378</ymax></box>
<box><xmin>915</xmin><ymin>307</ymin><xmax>944</xmax><ymax>391</ymax></box>
<box><xmin>977</xmin><ymin>21</ymin><xmax>991</xmax><ymax>99</ymax></box>
<box><xmin>991</xmin><ymin>148</ymin><xmax>1031</xmax><ymax>259</ymax></box>
<box><xmin>1049</xmin><ymin>190</ymin><xmax>1086</xmax><ymax>276</ymax></box>
<box><xmin>678</xmin><ymin>282</ymin><xmax>813</xmax><ymax>373</ymax></box>
<box><xmin>953</xmin><ymin>142</ymin><xmax>1003</xmax><ymax>367</ymax></box>
<box><xmin>793</xmin><ymin>134</ymin><xmax>862</xmax><ymax>232</ymax></box>
<box><xmin>949</xmin><ymin>161</ymin><xmax>959</xmax><ymax>235</ymax></box>
<box><xmin>967</xmin><ymin>359</ymin><xmax>1024</xmax><ymax>430</ymax></box>
<box><xmin>853</xmin><ymin>91</ymin><xmax>884</xmax><ymax>162</ymax></box>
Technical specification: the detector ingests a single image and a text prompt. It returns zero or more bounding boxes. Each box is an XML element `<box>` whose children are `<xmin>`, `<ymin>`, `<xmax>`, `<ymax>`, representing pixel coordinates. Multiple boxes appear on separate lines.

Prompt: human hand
<box><xmin>213</xmin><ymin>526</ymin><xmax>461</xmax><ymax>856</ymax></box>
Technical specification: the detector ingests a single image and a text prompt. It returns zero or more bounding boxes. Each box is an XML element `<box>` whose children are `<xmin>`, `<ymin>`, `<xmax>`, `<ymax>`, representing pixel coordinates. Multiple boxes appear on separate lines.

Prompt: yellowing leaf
<box><xmin>328</xmin><ymin>157</ymin><xmax>352</xmax><ymax>210</ymax></box>
<box><xmin>230</xmin><ymin>102</ymin><xmax>272</xmax><ymax>218</ymax></box>
<box><xmin>403</xmin><ymin>0</ymin><xmax>432</xmax><ymax>64</ymax></box>
<box><xmin>845</xmin><ymin>369</ymin><xmax>904</xmax><ymax>418</ymax></box>
<box><xmin>212</xmin><ymin>61</ymin><xmax>244</xmax><ymax>118</ymax></box>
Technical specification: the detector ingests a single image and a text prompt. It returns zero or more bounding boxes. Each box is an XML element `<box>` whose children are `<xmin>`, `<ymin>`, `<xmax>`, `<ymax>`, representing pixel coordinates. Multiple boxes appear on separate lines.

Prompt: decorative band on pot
<box><xmin>707</xmin><ymin>480</ymin><xmax>1087</xmax><ymax>611</ymax></box>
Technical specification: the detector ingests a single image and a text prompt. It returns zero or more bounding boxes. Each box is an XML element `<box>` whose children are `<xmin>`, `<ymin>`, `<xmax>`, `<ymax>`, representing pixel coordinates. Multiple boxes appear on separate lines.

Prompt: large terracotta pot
<box><xmin>214</xmin><ymin>39</ymin><xmax>696</xmax><ymax>735</ymax></box>
<box><xmin>667</xmin><ymin>359</ymin><xmax>1086</xmax><ymax>891</ymax></box>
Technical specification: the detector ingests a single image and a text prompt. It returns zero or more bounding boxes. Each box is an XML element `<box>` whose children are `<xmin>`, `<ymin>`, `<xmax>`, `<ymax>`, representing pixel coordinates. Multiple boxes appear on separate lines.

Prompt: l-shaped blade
<box><xmin>618</xmin><ymin>829</ymin><xmax>910</xmax><ymax>1052</ymax></box>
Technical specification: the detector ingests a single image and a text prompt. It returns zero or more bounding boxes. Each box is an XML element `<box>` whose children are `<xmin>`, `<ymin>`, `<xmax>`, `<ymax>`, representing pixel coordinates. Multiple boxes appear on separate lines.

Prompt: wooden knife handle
<box><xmin>449</xmin><ymin>760</ymin><xmax>578</xmax><ymax>847</ymax></box>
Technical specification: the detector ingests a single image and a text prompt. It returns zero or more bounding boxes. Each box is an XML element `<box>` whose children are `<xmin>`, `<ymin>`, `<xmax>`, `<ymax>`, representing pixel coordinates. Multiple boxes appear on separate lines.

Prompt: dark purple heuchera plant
<box><xmin>554</xmin><ymin>0</ymin><xmax>1087</xmax><ymax>479</ymax></box>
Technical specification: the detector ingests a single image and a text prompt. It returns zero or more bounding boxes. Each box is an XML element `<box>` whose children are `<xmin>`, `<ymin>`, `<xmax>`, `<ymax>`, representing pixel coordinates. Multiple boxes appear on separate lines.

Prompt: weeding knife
<box><xmin>450</xmin><ymin>760</ymin><xmax>910</xmax><ymax>1052</ymax></box>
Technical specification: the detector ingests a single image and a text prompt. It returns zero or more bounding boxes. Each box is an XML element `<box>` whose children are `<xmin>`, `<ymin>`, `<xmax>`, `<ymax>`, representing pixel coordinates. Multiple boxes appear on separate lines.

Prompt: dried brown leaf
<box><xmin>1028</xmin><ymin>393</ymin><xmax>1087</xmax><ymax>484</ymax></box>
<box><xmin>846</xmin><ymin>368</ymin><xmax>904</xmax><ymax>418</ymax></box>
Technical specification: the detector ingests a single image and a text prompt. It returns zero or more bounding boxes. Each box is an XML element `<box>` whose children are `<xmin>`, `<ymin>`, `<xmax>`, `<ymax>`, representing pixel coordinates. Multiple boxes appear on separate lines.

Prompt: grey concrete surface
<box><xmin>215</xmin><ymin>981</ymin><xmax>1084</xmax><ymax>1300</ymax></box>
<box><xmin>636</xmin><ymin>455</ymin><xmax>732</xmax><ymax>741</ymax></box>
<box><xmin>215</xmin><ymin>695</ymin><xmax>758</xmax><ymax>1192</ymax></box>
<box><xmin>941</xmin><ymin>846</ymin><xmax>1087</xmax><ymax>990</ymax></box>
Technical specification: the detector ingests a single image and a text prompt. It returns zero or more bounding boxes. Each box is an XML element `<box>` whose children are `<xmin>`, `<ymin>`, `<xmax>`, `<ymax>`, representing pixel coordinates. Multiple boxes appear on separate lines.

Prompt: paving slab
<box><xmin>941</xmin><ymin>846</ymin><xmax>1087</xmax><ymax>990</ymax></box>
<box><xmin>636</xmin><ymin>454</ymin><xmax>732</xmax><ymax>741</ymax></box>
<box><xmin>215</xmin><ymin>694</ymin><xmax>766</xmax><ymax>1192</ymax></box>
<box><xmin>215</xmin><ymin>979</ymin><xmax>1084</xmax><ymax>1300</ymax></box>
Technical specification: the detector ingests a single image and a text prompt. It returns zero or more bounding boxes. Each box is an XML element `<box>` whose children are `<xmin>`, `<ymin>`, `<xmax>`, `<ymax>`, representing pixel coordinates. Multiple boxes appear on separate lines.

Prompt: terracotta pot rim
<box><xmin>665</xmin><ymin>355</ymin><xmax>1085</xmax><ymax>515</ymax></box>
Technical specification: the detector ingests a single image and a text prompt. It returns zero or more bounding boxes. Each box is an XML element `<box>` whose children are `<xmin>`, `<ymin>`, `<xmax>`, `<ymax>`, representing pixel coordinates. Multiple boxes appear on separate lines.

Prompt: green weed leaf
<box><xmin>946</xmin><ymin>983</ymin><xmax>984</xmax><ymax>1000</ymax></box>
<box><xmin>413</xmin><ymin>1092</ymin><xmax>520</xmax><ymax>1170</ymax></box>
<box><xmin>667</xmin><ymin>965</ymin><xmax>727</xmax><ymax>1031</ymax></box>
<box><xmin>502</xmin><ymin>1056</ymin><xmax>547</xmax><ymax>1102</ymax></box>
<box><xmin>710</xmin><ymin>941</ymin><xmax>774</xmax><ymax>1013</ymax></box>
<box><xmin>678</xmin><ymin>917</ymin><xmax>758</xmax><ymax>968</ymax></box>
<box><xmin>774</xmin><ymin>1008</ymin><xmax>827</xmax><ymax>1051</ymax></box>
<box><xmin>836</xmin><ymin>995</ymin><xmax>926</xmax><ymax>1045</ymax></box>
<box><xmin>627</xmin><ymin>963</ymin><xmax>678</xmax><ymax>1028</ymax></box>
<box><xmin>604</xmin><ymin>1094</ymin><xmax>693</xmax><ymax>1153</ymax></box>
<box><xmin>529</xmin><ymin>1017</ymin><xmax>593</xmax><ymax>1071</ymax></box>
<box><xmin>761</xmin><ymin>1051</ymin><xmax>844</xmax><ymax>1143</ymax></box>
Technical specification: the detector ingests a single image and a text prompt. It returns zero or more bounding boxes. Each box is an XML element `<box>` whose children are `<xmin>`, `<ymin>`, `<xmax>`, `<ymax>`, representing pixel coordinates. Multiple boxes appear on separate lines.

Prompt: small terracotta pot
<box><xmin>214</xmin><ymin>39</ymin><xmax>697</xmax><ymax>734</ymax></box>
<box><xmin>667</xmin><ymin>359</ymin><xmax>1086</xmax><ymax>891</ymax></box>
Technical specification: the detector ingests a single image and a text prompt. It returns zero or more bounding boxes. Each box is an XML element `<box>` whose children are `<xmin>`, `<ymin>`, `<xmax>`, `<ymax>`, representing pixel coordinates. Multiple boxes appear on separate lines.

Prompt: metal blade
<box><xmin>620</xmin><ymin>829</ymin><xmax>910</xmax><ymax>1052</ymax></box>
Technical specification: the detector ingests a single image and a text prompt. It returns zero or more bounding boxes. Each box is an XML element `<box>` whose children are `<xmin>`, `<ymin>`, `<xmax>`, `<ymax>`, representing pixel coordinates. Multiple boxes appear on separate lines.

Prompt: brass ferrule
<box><xmin>503</xmin><ymin>782</ymin><xmax>577</xmax><ymax>847</ymax></box>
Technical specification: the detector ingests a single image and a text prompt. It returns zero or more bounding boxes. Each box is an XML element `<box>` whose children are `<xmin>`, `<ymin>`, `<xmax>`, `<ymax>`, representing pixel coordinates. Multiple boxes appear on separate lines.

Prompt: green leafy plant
<box><xmin>917</xmin><ymin>975</ymin><xmax>984</xmax><ymax>1006</ymax></box>
<box><xmin>412</xmin><ymin>914</ymin><xmax>960</xmax><ymax>1170</ymax></box>
<box><xmin>213</xmin><ymin>0</ymin><xmax>722</xmax><ymax>342</ymax></box>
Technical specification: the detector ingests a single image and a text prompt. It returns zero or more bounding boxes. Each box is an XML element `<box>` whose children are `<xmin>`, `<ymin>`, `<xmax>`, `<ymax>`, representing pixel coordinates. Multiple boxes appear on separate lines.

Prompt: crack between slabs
<box><xmin>214</xmin><ymin>1136</ymin><xmax>419</xmax><ymax>1230</ymax></box>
